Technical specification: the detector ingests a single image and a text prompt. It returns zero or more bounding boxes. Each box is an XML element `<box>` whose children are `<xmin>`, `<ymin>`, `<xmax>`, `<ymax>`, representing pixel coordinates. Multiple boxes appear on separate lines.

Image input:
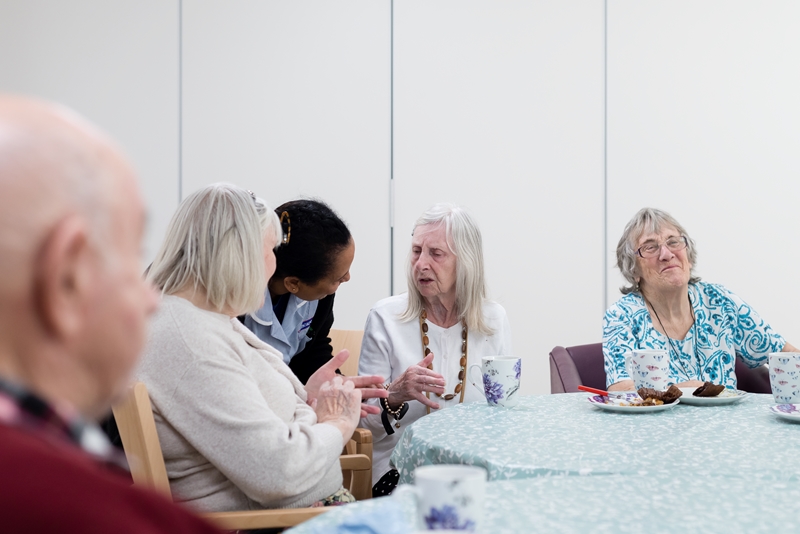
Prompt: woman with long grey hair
<box><xmin>358</xmin><ymin>203</ymin><xmax>513</xmax><ymax>496</ymax></box>
<box><xmin>604</xmin><ymin>207</ymin><xmax>797</xmax><ymax>391</ymax></box>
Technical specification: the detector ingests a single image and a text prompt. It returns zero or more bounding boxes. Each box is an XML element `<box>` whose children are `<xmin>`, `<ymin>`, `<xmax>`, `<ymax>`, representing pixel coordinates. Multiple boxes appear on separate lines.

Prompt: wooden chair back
<box><xmin>112</xmin><ymin>382</ymin><xmax>172</xmax><ymax>496</ymax></box>
<box><xmin>330</xmin><ymin>329</ymin><xmax>364</xmax><ymax>376</ymax></box>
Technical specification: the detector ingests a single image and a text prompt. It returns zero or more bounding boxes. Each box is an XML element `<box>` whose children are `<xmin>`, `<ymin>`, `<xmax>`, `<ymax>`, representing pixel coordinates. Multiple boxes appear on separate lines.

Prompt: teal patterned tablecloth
<box><xmin>392</xmin><ymin>393</ymin><xmax>800</xmax><ymax>483</ymax></box>
<box><xmin>287</xmin><ymin>474</ymin><xmax>800</xmax><ymax>533</ymax></box>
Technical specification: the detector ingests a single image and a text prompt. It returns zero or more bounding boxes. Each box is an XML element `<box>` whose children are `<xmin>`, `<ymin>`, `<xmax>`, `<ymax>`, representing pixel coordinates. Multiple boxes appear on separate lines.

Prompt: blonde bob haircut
<box><xmin>401</xmin><ymin>203</ymin><xmax>493</xmax><ymax>335</ymax></box>
<box><xmin>148</xmin><ymin>183</ymin><xmax>282</xmax><ymax>315</ymax></box>
<box><xmin>616</xmin><ymin>207</ymin><xmax>700</xmax><ymax>295</ymax></box>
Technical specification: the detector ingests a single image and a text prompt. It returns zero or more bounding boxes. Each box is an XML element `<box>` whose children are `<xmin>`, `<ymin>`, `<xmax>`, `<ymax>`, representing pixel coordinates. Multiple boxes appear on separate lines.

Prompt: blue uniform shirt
<box><xmin>245</xmin><ymin>292</ymin><xmax>319</xmax><ymax>365</ymax></box>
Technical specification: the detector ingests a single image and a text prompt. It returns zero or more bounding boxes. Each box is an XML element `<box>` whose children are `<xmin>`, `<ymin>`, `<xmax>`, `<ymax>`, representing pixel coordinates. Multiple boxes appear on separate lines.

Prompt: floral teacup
<box><xmin>468</xmin><ymin>356</ymin><xmax>521</xmax><ymax>407</ymax></box>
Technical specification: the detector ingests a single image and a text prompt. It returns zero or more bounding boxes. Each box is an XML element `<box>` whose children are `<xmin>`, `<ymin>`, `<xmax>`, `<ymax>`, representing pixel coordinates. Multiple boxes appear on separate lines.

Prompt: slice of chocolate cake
<box><xmin>693</xmin><ymin>382</ymin><xmax>725</xmax><ymax>397</ymax></box>
<box><xmin>636</xmin><ymin>384</ymin><xmax>683</xmax><ymax>404</ymax></box>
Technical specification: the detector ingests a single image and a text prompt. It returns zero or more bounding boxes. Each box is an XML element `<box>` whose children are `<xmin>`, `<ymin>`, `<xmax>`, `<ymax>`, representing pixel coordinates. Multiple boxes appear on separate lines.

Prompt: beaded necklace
<box><xmin>419</xmin><ymin>310</ymin><xmax>468</xmax><ymax>415</ymax></box>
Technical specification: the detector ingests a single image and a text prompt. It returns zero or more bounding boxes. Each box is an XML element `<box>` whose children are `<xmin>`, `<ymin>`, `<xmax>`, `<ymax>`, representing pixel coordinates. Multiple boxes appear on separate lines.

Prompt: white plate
<box><xmin>587</xmin><ymin>394</ymin><xmax>680</xmax><ymax>413</ymax></box>
<box><xmin>677</xmin><ymin>387</ymin><xmax>748</xmax><ymax>406</ymax></box>
<box><xmin>770</xmin><ymin>404</ymin><xmax>800</xmax><ymax>423</ymax></box>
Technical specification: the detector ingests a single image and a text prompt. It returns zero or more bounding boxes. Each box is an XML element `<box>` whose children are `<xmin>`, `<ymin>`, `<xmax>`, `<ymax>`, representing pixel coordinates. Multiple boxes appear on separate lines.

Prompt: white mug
<box><xmin>625</xmin><ymin>349</ymin><xmax>670</xmax><ymax>390</ymax></box>
<box><xmin>395</xmin><ymin>465</ymin><xmax>487</xmax><ymax>531</ymax></box>
<box><xmin>468</xmin><ymin>356</ymin><xmax>521</xmax><ymax>407</ymax></box>
<box><xmin>769</xmin><ymin>352</ymin><xmax>800</xmax><ymax>404</ymax></box>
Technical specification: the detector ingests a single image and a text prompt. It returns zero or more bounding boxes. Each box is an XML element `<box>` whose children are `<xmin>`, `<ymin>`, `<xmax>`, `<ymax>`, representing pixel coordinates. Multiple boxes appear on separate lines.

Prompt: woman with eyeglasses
<box><xmin>243</xmin><ymin>199</ymin><xmax>355</xmax><ymax>384</ymax></box>
<box><xmin>604</xmin><ymin>207</ymin><xmax>797</xmax><ymax>391</ymax></box>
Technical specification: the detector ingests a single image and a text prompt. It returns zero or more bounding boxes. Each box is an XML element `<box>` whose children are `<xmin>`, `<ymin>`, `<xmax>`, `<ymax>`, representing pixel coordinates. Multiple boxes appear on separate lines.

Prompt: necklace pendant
<box><xmin>395</xmin><ymin>422</ymin><xmax>401</xmax><ymax>429</ymax></box>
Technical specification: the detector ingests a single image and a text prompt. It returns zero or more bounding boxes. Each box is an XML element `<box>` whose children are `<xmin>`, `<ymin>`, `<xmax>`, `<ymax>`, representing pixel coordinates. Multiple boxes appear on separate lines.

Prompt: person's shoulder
<box><xmin>481</xmin><ymin>300</ymin><xmax>508</xmax><ymax>320</ymax></box>
<box><xmin>370</xmin><ymin>294</ymin><xmax>408</xmax><ymax>315</ymax></box>
<box><xmin>605</xmin><ymin>292</ymin><xmax>643</xmax><ymax>318</ymax></box>
<box><xmin>154</xmin><ymin>295</ymin><xmax>230</xmax><ymax>327</ymax></box>
<box><xmin>153</xmin><ymin>295</ymin><xmax>237</xmax><ymax>341</ymax></box>
<box><xmin>141</xmin><ymin>295</ymin><xmax>244</xmax><ymax>374</ymax></box>
<box><xmin>693</xmin><ymin>281</ymin><xmax>736</xmax><ymax>301</ymax></box>
<box><xmin>694</xmin><ymin>280</ymin><xmax>728</xmax><ymax>293</ymax></box>
<box><xmin>0</xmin><ymin>424</ymin><xmax>219</xmax><ymax>533</ymax></box>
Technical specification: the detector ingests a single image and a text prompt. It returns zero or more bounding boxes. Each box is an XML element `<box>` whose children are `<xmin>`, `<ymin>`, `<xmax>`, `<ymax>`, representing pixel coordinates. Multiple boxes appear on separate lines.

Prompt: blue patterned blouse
<box><xmin>603</xmin><ymin>282</ymin><xmax>785</xmax><ymax>389</ymax></box>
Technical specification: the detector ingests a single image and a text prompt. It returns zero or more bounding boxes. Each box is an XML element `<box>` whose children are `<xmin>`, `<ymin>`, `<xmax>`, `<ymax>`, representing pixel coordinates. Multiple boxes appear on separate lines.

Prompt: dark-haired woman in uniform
<box><xmin>244</xmin><ymin>199</ymin><xmax>355</xmax><ymax>383</ymax></box>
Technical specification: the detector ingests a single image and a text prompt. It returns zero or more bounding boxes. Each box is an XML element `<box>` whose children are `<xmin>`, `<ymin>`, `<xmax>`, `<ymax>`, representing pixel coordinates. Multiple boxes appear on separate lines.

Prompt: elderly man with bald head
<box><xmin>0</xmin><ymin>94</ymin><xmax>220</xmax><ymax>533</ymax></box>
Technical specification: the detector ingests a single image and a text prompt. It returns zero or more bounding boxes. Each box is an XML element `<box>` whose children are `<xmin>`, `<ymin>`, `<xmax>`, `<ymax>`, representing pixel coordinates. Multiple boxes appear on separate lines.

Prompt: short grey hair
<box><xmin>616</xmin><ymin>207</ymin><xmax>700</xmax><ymax>295</ymax></box>
<box><xmin>401</xmin><ymin>203</ymin><xmax>493</xmax><ymax>335</ymax></box>
<box><xmin>148</xmin><ymin>183</ymin><xmax>282</xmax><ymax>314</ymax></box>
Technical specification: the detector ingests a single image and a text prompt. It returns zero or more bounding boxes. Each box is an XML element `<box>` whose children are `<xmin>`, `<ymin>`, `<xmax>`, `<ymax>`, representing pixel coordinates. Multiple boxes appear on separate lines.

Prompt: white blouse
<box><xmin>358</xmin><ymin>293</ymin><xmax>513</xmax><ymax>485</ymax></box>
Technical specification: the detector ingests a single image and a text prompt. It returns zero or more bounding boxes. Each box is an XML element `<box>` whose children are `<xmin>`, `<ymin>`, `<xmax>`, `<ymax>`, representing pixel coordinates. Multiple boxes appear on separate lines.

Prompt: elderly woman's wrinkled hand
<box><xmin>387</xmin><ymin>353</ymin><xmax>446</xmax><ymax>410</ymax></box>
<box><xmin>312</xmin><ymin>376</ymin><xmax>362</xmax><ymax>445</ymax></box>
<box><xmin>306</xmin><ymin>349</ymin><xmax>387</xmax><ymax>418</ymax></box>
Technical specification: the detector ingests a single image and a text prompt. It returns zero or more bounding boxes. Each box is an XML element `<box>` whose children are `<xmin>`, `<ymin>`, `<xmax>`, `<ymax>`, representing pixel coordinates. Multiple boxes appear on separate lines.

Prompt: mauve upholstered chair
<box><xmin>549</xmin><ymin>343</ymin><xmax>605</xmax><ymax>393</ymax></box>
<box><xmin>549</xmin><ymin>343</ymin><xmax>773</xmax><ymax>394</ymax></box>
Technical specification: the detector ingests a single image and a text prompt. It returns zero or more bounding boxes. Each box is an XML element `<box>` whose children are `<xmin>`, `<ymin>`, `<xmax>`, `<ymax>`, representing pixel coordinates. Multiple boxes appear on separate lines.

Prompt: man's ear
<box><xmin>282</xmin><ymin>276</ymin><xmax>301</xmax><ymax>294</ymax></box>
<box><xmin>32</xmin><ymin>216</ymin><xmax>94</xmax><ymax>339</ymax></box>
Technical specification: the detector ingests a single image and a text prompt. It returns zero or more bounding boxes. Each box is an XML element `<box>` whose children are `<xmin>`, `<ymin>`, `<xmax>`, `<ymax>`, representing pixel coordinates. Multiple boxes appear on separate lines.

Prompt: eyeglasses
<box><xmin>636</xmin><ymin>236</ymin><xmax>688</xmax><ymax>258</ymax></box>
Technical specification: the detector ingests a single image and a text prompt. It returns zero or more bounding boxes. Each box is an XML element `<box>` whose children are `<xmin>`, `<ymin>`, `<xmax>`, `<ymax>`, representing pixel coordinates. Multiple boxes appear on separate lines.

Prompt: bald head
<box><xmin>0</xmin><ymin>94</ymin><xmax>157</xmax><ymax>418</ymax></box>
<box><xmin>0</xmin><ymin>96</ymin><xmax>126</xmax><ymax>282</ymax></box>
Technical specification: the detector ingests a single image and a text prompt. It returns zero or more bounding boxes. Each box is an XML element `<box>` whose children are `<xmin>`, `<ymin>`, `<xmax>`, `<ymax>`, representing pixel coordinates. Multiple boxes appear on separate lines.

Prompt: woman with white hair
<box><xmin>137</xmin><ymin>183</ymin><xmax>386</xmax><ymax>512</ymax></box>
<box><xmin>358</xmin><ymin>203</ymin><xmax>513</xmax><ymax>496</ymax></box>
<box><xmin>604</xmin><ymin>207</ymin><xmax>797</xmax><ymax>391</ymax></box>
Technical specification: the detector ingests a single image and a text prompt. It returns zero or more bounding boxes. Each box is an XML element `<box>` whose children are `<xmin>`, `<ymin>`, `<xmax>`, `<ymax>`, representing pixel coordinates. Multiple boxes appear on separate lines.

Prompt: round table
<box><xmin>391</xmin><ymin>393</ymin><xmax>800</xmax><ymax>483</ymax></box>
<box><xmin>286</xmin><ymin>473</ymin><xmax>800</xmax><ymax>533</ymax></box>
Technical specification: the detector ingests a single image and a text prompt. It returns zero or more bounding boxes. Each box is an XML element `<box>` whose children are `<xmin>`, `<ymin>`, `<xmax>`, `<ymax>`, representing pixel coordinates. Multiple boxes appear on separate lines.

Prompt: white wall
<box><xmin>393</xmin><ymin>0</ymin><xmax>605</xmax><ymax>396</ymax></box>
<box><xmin>0</xmin><ymin>0</ymin><xmax>180</xmax><ymax>262</ymax></box>
<box><xmin>3</xmin><ymin>0</ymin><xmax>798</xmax><ymax>394</ymax></box>
<box><xmin>180</xmin><ymin>0</ymin><xmax>392</xmax><ymax>330</ymax></box>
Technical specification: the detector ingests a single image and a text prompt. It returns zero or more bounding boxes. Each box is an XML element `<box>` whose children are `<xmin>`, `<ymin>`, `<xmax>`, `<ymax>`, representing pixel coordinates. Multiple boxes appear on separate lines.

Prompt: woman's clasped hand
<box><xmin>310</xmin><ymin>376</ymin><xmax>362</xmax><ymax>443</ymax></box>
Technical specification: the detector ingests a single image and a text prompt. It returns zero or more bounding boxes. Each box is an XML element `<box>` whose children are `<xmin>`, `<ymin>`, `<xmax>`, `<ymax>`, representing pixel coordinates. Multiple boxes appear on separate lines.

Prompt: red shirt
<box><xmin>0</xmin><ymin>378</ymin><xmax>221</xmax><ymax>534</ymax></box>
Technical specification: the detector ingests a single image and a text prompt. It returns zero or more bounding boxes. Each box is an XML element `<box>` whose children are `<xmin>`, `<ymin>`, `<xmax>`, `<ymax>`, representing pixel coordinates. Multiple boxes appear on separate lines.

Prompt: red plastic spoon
<box><xmin>578</xmin><ymin>385</ymin><xmax>610</xmax><ymax>396</ymax></box>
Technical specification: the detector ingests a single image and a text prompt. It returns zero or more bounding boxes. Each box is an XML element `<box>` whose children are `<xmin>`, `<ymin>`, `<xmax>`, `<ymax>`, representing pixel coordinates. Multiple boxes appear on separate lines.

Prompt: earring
<box><xmin>280</xmin><ymin>211</ymin><xmax>291</xmax><ymax>245</ymax></box>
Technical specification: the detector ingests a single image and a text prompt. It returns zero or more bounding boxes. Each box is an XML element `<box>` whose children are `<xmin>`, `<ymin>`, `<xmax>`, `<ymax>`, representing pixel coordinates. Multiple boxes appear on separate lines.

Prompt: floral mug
<box><xmin>395</xmin><ymin>465</ymin><xmax>487</xmax><ymax>531</ymax></box>
<box><xmin>769</xmin><ymin>352</ymin><xmax>800</xmax><ymax>404</ymax></box>
<box><xmin>468</xmin><ymin>356</ymin><xmax>521</xmax><ymax>407</ymax></box>
<box><xmin>625</xmin><ymin>349</ymin><xmax>670</xmax><ymax>390</ymax></box>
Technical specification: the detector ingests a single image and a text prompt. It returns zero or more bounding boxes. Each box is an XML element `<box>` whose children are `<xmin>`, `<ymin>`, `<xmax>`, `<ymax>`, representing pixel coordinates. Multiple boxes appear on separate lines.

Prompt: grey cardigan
<box><xmin>136</xmin><ymin>295</ymin><xmax>344</xmax><ymax>512</ymax></box>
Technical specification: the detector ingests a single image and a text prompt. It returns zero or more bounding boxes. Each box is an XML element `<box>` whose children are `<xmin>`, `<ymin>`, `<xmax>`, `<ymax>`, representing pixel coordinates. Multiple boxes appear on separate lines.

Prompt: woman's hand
<box><xmin>306</xmin><ymin>349</ymin><xmax>387</xmax><ymax>418</ymax></box>
<box><xmin>608</xmin><ymin>379</ymin><xmax>635</xmax><ymax>392</ymax></box>
<box><xmin>312</xmin><ymin>376</ymin><xmax>362</xmax><ymax>446</ymax></box>
<box><xmin>387</xmin><ymin>353</ymin><xmax>446</xmax><ymax>410</ymax></box>
<box><xmin>610</xmin><ymin>379</ymin><xmax>705</xmax><ymax>392</ymax></box>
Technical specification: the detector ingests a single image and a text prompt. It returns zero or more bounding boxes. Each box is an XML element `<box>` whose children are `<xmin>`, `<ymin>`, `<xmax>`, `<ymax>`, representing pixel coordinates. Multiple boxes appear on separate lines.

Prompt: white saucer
<box><xmin>677</xmin><ymin>387</ymin><xmax>748</xmax><ymax>406</ymax></box>
<box><xmin>587</xmin><ymin>393</ymin><xmax>680</xmax><ymax>413</ymax></box>
<box><xmin>770</xmin><ymin>404</ymin><xmax>800</xmax><ymax>423</ymax></box>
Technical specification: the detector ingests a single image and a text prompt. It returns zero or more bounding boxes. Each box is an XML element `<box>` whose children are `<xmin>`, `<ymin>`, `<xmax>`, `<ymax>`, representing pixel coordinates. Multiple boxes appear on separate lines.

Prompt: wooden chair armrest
<box><xmin>339</xmin><ymin>453</ymin><xmax>371</xmax><ymax>471</ymax></box>
<box><xmin>350</xmin><ymin>427</ymin><xmax>372</xmax><ymax>444</ymax></box>
<box><xmin>202</xmin><ymin>507</ymin><xmax>329</xmax><ymax>530</ymax></box>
